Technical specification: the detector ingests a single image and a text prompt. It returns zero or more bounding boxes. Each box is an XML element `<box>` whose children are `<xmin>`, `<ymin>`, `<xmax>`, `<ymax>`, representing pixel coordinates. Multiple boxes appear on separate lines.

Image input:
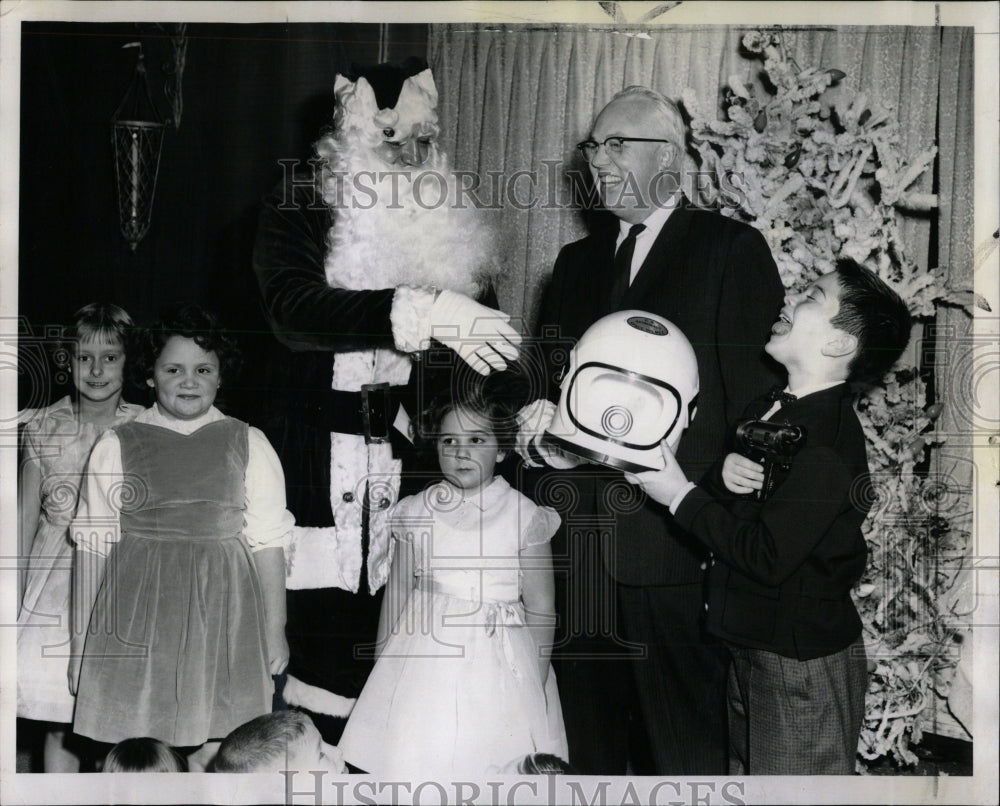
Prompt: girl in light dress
<box><xmin>69</xmin><ymin>304</ymin><xmax>293</xmax><ymax>771</ymax></box>
<box><xmin>17</xmin><ymin>303</ymin><xmax>143</xmax><ymax>772</ymax></box>
<box><xmin>338</xmin><ymin>379</ymin><xmax>569</xmax><ymax>778</ymax></box>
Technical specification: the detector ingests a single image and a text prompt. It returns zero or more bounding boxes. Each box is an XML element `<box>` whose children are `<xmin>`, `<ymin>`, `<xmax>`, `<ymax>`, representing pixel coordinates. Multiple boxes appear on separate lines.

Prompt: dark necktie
<box><xmin>608</xmin><ymin>223</ymin><xmax>646</xmax><ymax>310</ymax></box>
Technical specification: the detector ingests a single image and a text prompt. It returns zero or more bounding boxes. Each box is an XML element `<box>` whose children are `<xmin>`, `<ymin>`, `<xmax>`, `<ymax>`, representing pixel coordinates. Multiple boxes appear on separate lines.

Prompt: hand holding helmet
<box><xmin>623</xmin><ymin>440</ymin><xmax>691</xmax><ymax>506</ymax></box>
<box><xmin>544</xmin><ymin>311</ymin><xmax>699</xmax><ymax>473</ymax></box>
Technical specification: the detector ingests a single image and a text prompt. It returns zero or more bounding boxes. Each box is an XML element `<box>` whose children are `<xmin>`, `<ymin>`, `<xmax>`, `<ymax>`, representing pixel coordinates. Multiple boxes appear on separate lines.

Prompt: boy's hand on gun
<box><xmin>721</xmin><ymin>453</ymin><xmax>765</xmax><ymax>495</ymax></box>
<box><xmin>623</xmin><ymin>441</ymin><xmax>688</xmax><ymax>506</ymax></box>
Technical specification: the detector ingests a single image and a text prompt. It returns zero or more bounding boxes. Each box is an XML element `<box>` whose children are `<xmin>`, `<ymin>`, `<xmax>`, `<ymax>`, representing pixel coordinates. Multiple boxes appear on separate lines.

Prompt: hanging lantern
<box><xmin>112</xmin><ymin>42</ymin><xmax>165</xmax><ymax>251</ymax></box>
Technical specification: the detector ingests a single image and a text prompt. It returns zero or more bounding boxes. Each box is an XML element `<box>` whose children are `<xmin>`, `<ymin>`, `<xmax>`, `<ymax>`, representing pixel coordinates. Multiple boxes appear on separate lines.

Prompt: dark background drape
<box><xmin>17</xmin><ymin>22</ymin><xmax>428</xmax><ymax>415</ymax></box>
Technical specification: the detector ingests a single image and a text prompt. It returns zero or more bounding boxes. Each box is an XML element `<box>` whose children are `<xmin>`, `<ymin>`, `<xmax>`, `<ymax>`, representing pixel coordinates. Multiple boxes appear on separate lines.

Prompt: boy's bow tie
<box><xmin>765</xmin><ymin>387</ymin><xmax>797</xmax><ymax>405</ymax></box>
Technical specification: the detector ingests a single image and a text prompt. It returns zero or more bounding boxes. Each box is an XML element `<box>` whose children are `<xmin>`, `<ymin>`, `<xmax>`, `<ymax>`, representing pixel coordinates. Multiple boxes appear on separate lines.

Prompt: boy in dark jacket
<box><xmin>626</xmin><ymin>259</ymin><xmax>911</xmax><ymax>774</ymax></box>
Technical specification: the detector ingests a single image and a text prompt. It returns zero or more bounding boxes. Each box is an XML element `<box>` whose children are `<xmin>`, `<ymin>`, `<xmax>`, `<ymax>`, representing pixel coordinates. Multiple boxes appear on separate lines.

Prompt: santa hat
<box><xmin>334</xmin><ymin>57</ymin><xmax>439</xmax><ymax>141</ymax></box>
<box><xmin>343</xmin><ymin>56</ymin><xmax>429</xmax><ymax>110</ymax></box>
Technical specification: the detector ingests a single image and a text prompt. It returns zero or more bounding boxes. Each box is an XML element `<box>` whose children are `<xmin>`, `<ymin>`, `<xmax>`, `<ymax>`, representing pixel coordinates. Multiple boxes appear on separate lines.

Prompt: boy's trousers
<box><xmin>727</xmin><ymin>637</ymin><xmax>868</xmax><ymax>774</ymax></box>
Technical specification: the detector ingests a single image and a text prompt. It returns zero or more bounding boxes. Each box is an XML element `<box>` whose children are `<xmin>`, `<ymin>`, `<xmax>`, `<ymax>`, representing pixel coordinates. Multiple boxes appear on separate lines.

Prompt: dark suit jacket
<box><xmin>674</xmin><ymin>383</ymin><xmax>871</xmax><ymax>659</ymax></box>
<box><xmin>537</xmin><ymin>203</ymin><xmax>784</xmax><ymax>586</ymax></box>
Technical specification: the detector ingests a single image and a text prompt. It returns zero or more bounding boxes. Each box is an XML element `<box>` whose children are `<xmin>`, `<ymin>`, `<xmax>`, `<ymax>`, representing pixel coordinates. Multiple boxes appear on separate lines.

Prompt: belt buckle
<box><xmin>361</xmin><ymin>382</ymin><xmax>391</xmax><ymax>444</ymax></box>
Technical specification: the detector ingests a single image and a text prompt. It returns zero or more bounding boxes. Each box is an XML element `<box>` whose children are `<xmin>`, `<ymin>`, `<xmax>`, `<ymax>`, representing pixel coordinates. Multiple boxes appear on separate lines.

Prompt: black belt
<box><xmin>283</xmin><ymin>383</ymin><xmax>402</xmax><ymax>444</ymax></box>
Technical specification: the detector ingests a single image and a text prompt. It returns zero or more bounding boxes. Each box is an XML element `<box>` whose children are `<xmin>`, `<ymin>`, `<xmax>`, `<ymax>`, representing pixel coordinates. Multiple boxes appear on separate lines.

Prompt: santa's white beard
<box><xmin>320</xmin><ymin>135</ymin><xmax>494</xmax><ymax>297</ymax></box>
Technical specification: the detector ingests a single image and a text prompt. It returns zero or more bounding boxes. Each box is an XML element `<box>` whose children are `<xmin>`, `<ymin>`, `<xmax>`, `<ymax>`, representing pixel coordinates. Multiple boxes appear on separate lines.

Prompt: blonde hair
<box><xmin>214</xmin><ymin>711</ymin><xmax>313</xmax><ymax>773</ymax></box>
<box><xmin>56</xmin><ymin>302</ymin><xmax>133</xmax><ymax>370</ymax></box>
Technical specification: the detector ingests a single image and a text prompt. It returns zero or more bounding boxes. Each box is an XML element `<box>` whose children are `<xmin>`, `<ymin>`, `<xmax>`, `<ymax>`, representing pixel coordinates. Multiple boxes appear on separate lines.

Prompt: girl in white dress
<box><xmin>338</xmin><ymin>387</ymin><xmax>568</xmax><ymax>778</ymax></box>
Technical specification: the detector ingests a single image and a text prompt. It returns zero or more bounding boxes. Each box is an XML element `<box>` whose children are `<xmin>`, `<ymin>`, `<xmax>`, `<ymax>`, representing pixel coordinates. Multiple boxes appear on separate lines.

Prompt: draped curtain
<box><xmin>428</xmin><ymin>22</ymin><xmax>976</xmax><ymax>738</ymax></box>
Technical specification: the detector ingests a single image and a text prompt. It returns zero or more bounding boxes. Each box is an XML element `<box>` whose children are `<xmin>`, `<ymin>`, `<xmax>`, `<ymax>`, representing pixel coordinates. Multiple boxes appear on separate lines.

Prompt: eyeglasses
<box><xmin>576</xmin><ymin>137</ymin><xmax>672</xmax><ymax>161</ymax></box>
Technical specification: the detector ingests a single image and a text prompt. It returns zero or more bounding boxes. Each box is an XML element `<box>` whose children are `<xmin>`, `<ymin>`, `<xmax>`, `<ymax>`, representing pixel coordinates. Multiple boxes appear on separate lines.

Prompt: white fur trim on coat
<box><xmin>329</xmin><ymin>433</ymin><xmax>399</xmax><ymax>594</ymax></box>
<box><xmin>283</xmin><ymin>674</ymin><xmax>356</xmax><ymax>718</ymax></box>
<box><xmin>391</xmin><ymin>285</ymin><xmax>436</xmax><ymax>354</ymax></box>
<box><xmin>284</xmin><ymin>525</ymin><xmax>356</xmax><ymax>591</ymax></box>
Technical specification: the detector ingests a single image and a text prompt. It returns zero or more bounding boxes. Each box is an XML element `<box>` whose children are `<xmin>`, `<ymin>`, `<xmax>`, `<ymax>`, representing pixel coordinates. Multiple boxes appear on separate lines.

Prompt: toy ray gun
<box><xmin>734</xmin><ymin>419</ymin><xmax>807</xmax><ymax>501</ymax></box>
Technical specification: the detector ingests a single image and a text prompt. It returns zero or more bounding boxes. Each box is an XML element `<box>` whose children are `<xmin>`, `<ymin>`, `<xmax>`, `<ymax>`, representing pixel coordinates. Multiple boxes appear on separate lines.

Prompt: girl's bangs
<box><xmin>75</xmin><ymin>325</ymin><xmax>125</xmax><ymax>348</ymax></box>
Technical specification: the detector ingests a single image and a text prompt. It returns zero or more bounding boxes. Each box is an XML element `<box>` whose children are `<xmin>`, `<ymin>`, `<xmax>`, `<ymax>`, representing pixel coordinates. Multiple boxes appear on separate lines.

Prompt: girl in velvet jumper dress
<box><xmin>70</xmin><ymin>306</ymin><xmax>293</xmax><ymax>763</ymax></box>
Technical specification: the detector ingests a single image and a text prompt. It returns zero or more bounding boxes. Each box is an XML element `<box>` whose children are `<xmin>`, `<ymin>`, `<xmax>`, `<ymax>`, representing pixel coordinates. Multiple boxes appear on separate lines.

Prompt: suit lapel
<box><xmin>620</xmin><ymin>202</ymin><xmax>693</xmax><ymax>309</ymax></box>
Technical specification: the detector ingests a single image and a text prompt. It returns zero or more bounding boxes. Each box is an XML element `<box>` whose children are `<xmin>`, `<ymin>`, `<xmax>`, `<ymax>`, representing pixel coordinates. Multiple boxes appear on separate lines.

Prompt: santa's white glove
<box><xmin>392</xmin><ymin>286</ymin><xmax>519</xmax><ymax>374</ymax></box>
<box><xmin>425</xmin><ymin>289</ymin><xmax>521</xmax><ymax>375</ymax></box>
<box><xmin>515</xmin><ymin>399</ymin><xmax>584</xmax><ymax>469</ymax></box>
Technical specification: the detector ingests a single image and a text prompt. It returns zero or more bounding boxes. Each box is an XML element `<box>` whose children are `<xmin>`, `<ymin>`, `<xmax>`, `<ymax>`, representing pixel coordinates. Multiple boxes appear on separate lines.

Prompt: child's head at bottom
<box><xmin>497</xmin><ymin>752</ymin><xmax>575</xmax><ymax>774</ymax></box>
<box><xmin>103</xmin><ymin>737</ymin><xmax>188</xmax><ymax>772</ymax></box>
<box><xmin>212</xmin><ymin>711</ymin><xmax>343</xmax><ymax>774</ymax></box>
<box><xmin>419</xmin><ymin>370</ymin><xmax>522</xmax><ymax>496</ymax></box>
<box><xmin>765</xmin><ymin>258</ymin><xmax>912</xmax><ymax>387</ymax></box>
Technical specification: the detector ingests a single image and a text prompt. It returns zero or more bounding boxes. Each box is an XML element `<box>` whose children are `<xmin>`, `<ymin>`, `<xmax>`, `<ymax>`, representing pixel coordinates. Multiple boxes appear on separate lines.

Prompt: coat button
<box><xmin>704</xmin><ymin>603</ymin><xmax>710</xmax><ymax>612</ymax></box>
<box><xmin>342</xmin><ymin>492</ymin><xmax>354</xmax><ymax>503</ymax></box>
<box><xmin>377</xmin><ymin>497</ymin><xmax>391</xmax><ymax>510</ymax></box>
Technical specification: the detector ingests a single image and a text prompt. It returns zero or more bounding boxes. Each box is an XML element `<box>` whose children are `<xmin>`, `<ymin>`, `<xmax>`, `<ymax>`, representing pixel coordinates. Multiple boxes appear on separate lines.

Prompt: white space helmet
<box><xmin>545</xmin><ymin>311</ymin><xmax>699</xmax><ymax>472</ymax></box>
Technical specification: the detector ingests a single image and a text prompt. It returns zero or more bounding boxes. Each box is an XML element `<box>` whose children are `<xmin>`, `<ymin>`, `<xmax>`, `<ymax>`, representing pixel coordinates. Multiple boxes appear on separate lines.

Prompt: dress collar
<box><xmin>138</xmin><ymin>403</ymin><xmax>225</xmax><ymax>435</ymax></box>
<box><xmin>21</xmin><ymin>396</ymin><xmax>137</xmax><ymax>425</ymax></box>
<box><xmin>435</xmin><ymin>475</ymin><xmax>511</xmax><ymax>512</ymax></box>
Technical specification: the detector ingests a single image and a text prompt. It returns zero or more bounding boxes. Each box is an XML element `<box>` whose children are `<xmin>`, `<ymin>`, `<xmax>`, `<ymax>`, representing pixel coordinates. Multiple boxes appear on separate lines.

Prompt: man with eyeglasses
<box><xmin>528</xmin><ymin>86</ymin><xmax>783</xmax><ymax>774</ymax></box>
<box><xmin>251</xmin><ymin>58</ymin><xmax>518</xmax><ymax>744</ymax></box>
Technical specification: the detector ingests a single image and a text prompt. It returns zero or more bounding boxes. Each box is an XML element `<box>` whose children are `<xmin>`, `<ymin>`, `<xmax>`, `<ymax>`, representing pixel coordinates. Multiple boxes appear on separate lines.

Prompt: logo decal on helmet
<box><xmin>626</xmin><ymin>316</ymin><xmax>669</xmax><ymax>336</ymax></box>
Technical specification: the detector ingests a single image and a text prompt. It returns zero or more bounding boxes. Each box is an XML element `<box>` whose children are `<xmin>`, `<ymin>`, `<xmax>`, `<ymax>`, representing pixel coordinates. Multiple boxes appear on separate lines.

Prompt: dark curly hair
<box><xmin>416</xmin><ymin>363</ymin><xmax>533</xmax><ymax>452</ymax></box>
<box><xmin>133</xmin><ymin>304</ymin><xmax>242</xmax><ymax>388</ymax></box>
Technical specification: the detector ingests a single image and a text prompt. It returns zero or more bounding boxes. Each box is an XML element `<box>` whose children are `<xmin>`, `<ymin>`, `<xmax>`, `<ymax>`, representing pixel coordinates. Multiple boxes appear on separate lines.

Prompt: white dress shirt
<box><xmin>616</xmin><ymin>202</ymin><xmax>677</xmax><ymax>284</ymax></box>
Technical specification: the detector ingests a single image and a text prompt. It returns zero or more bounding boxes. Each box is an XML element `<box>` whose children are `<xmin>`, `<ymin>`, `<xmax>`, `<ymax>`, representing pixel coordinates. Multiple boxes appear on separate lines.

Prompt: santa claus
<box><xmin>252</xmin><ymin>57</ymin><xmax>518</xmax><ymax>741</ymax></box>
